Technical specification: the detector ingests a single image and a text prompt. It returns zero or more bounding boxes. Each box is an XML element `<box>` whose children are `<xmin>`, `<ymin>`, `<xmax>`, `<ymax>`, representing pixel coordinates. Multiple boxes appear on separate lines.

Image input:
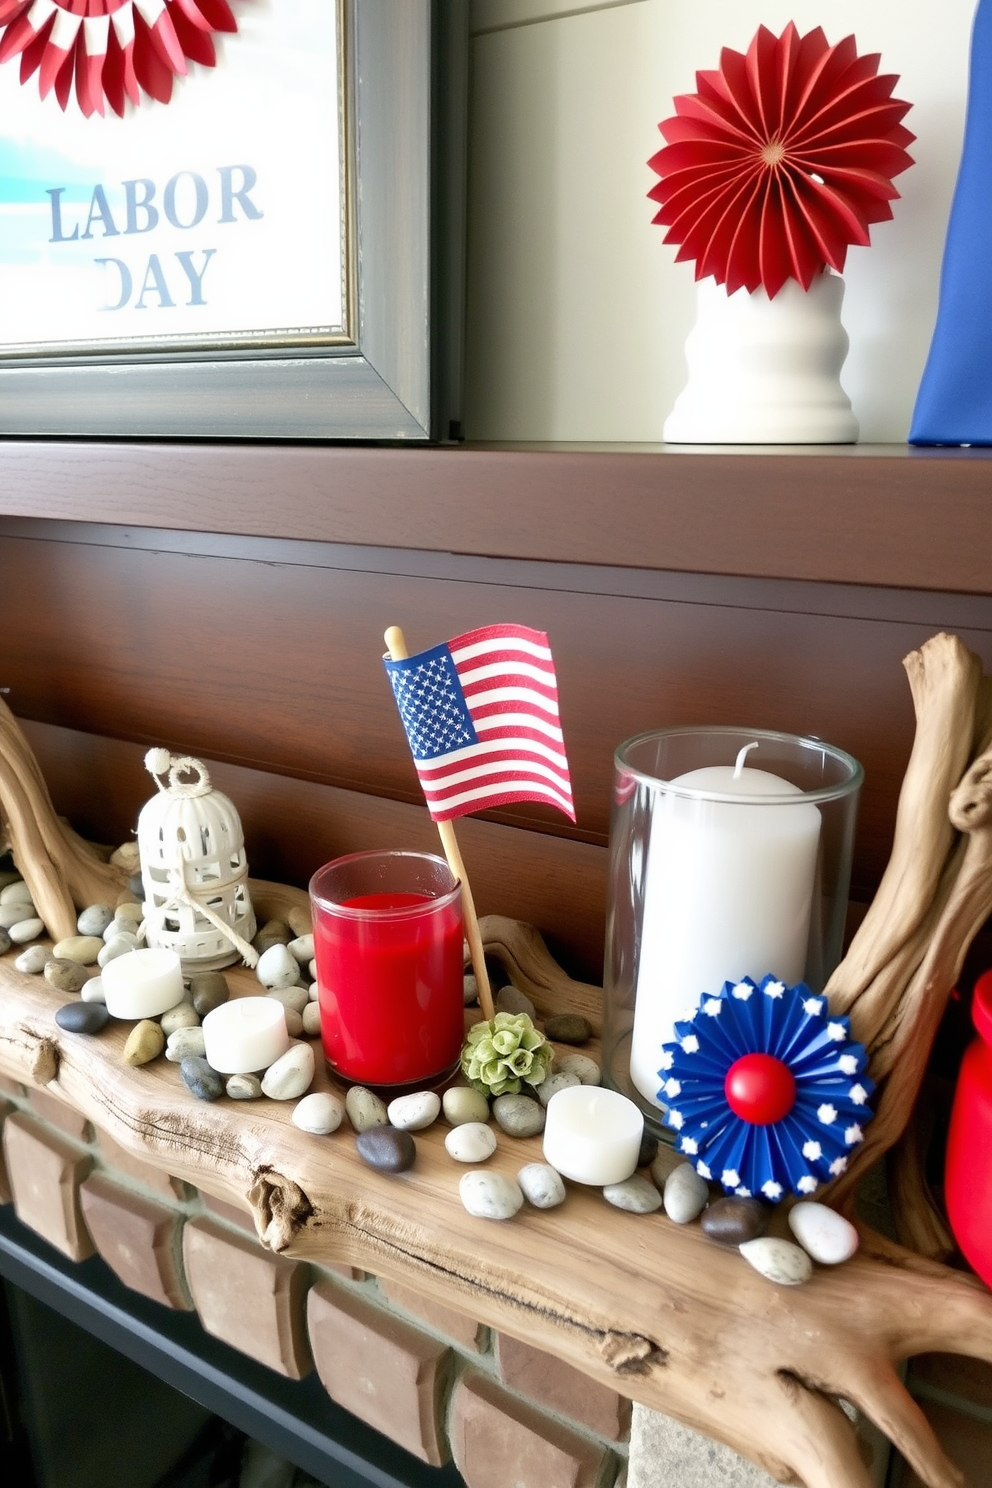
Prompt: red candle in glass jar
<box><xmin>310</xmin><ymin>850</ymin><xmax>464</xmax><ymax>1089</ymax></box>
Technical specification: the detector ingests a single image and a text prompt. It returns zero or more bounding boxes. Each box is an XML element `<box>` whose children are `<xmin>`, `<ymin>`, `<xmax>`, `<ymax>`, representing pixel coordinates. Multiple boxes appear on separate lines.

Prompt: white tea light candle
<box><xmin>630</xmin><ymin>742</ymin><xmax>821</xmax><ymax>1107</ymax></box>
<box><xmin>102</xmin><ymin>947</ymin><xmax>185</xmax><ymax>1020</ymax></box>
<box><xmin>202</xmin><ymin>997</ymin><xmax>291</xmax><ymax>1075</ymax></box>
<box><xmin>542</xmin><ymin>1085</ymin><xmax>643</xmax><ymax>1185</ymax></box>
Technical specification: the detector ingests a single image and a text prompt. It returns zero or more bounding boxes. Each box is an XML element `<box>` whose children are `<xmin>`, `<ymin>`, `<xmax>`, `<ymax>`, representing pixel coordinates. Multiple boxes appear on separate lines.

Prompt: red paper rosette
<box><xmin>648</xmin><ymin>23</ymin><xmax>915</xmax><ymax>298</ymax></box>
<box><xmin>0</xmin><ymin>0</ymin><xmax>242</xmax><ymax>116</ymax></box>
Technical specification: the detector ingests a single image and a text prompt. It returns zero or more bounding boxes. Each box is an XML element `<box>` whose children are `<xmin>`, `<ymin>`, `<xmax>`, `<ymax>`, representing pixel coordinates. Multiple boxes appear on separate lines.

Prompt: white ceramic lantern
<box><xmin>137</xmin><ymin>749</ymin><xmax>257</xmax><ymax>971</ymax></box>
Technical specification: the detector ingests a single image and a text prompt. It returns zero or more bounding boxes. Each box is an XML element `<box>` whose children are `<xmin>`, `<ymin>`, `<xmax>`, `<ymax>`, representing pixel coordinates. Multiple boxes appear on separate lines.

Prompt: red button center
<box><xmin>724</xmin><ymin>1052</ymin><xmax>796</xmax><ymax>1125</ymax></box>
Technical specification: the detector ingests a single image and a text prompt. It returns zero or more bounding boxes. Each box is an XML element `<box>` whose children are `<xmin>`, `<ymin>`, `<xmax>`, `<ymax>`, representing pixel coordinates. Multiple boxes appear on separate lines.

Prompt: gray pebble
<box><xmin>14</xmin><ymin>944</ymin><xmax>49</xmax><ymax>974</ymax></box>
<box><xmin>9</xmin><ymin>917</ymin><xmax>45</xmax><ymax>944</ymax></box>
<box><xmin>356</xmin><ymin>1125</ymin><xmax>416</xmax><ymax>1173</ymax></box>
<box><xmin>536</xmin><ymin>1070</ymin><xmax>581</xmax><ymax>1108</ymax></box>
<box><xmin>459</xmin><ymin>1170</ymin><xmax>523</xmax><ymax>1220</ymax></box>
<box><xmin>0</xmin><ymin>928</ymin><xmax>9</xmax><ymax>955</ymax></box>
<box><xmin>98</xmin><ymin>933</ymin><xmax>138</xmax><ymax>967</ymax></box>
<box><xmin>102</xmin><ymin>918</ymin><xmax>137</xmax><ymax>944</ymax></box>
<box><xmin>445</xmin><ymin>1122</ymin><xmax>497</xmax><ymax>1163</ymax></box>
<box><xmin>701</xmin><ymin>1196</ymin><xmax>770</xmax><ymax>1247</ymax></box>
<box><xmin>127</xmin><ymin>871</ymin><xmax>144</xmax><ymax>897</ymax></box>
<box><xmin>0</xmin><ymin>880</ymin><xmax>34</xmax><ymax>906</ymax></box>
<box><xmin>288</xmin><ymin>934</ymin><xmax>314</xmax><ymax>964</ymax></box>
<box><xmin>44</xmin><ymin>957</ymin><xmax>89</xmax><ymax>995</ymax></box>
<box><xmin>257</xmin><ymin>942</ymin><xmax>301</xmax><ymax>991</ymax></box>
<box><xmin>226</xmin><ymin>1073</ymin><xmax>263</xmax><ymax>1100</ymax></box>
<box><xmin>0</xmin><ymin>903</ymin><xmax>34</xmax><ymax>930</ymax></box>
<box><xmin>166</xmin><ymin>1027</ymin><xmax>207</xmax><ymax>1062</ymax></box>
<box><xmin>260</xmin><ymin>1043</ymin><xmax>315</xmax><ymax>1100</ymax></box>
<box><xmin>266</xmin><ymin>984</ymin><xmax>309</xmax><ymax>1015</ymax></box>
<box><xmin>739</xmin><ymin>1237</ymin><xmax>813</xmax><ymax>1286</ymax></box>
<box><xmin>292</xmin><ymin>1092</ymin><xmax>344</xmax><ymax>1135</ymax></box>
<box><xmin>544</xmin><ymin>1013</ymin><xmax>593</xmax><ymax>1045</ymax></box>
<box><xmin>346</xmin><ymin>1085</ymin><xmax>389</xmax><ymax>1133</ymax></box>
<box><xmin>307</xmin><ymin>978</ymin><xmax>319</xmax><ymax>1000</ymax></box>
<box><xmin>190</xmin><ymin>972</ymin><xmax>230</xmax><ymax>1017</ymax></box>
<box><xmin>495</xmin><ymin>984</ymin><xmax>536</xmax><ymax>1018</ymax></box>
<box><xmin>123</xmin><ymin>1020</ymin><xmax>166</xmax><ymax>1067</ymax></box>
<box><xmin>81</xmin><ymin>976</ymin><xmax>106</xmax><ymax>1005</ymax></box>
<box><xmin>554</xmin><ymin>1052</ymin><xmax>601</xmax><ymax>1086</ymax></box>
<box><xmin>663</xmin><ymin>1162</ymin><xmax>710</xmax><ymax>1225</ymax></box>
<box><xmin>55</xmin><ymin>1001</ymin><xmax>110</xmax><ymax>1034</ymax></box>
<box><xmin>388</xmin><ymin>1091</ymin><xmax>441</xmax><ymax>1131</ymax></box>
<box><xmin>253</xmin><ymin>918</ymin><xmax>291</xmax><ymax>952</ymax></box>
<box><xmin>180</xmin><ymin>1056</ymin><xmax>225</xmax><ymax>1101</ymax></box>
<box><xmin>284</xmin><ymin>1008</ymin><xmax>304</xmax><ymax>1038</ymax></box>
<box><xmin>463</xmin><ymin>973</ymin><xmax>479</xmax><ymax>1007</ymax></box>
<box><xmin>638</xmin><ymin>1131</ymin><xmax>659</xmax><ymax>1169</ymax></box>
<box><xmin>603</xmin><ymin>1175</ymin><xmax>663</xmax><ymax>1214</ymax></box>
<box><xmin>287</xmin><ymin>906</ymin><xmax>313</xmax><ymax>939</ymax></box>
<box><xmin>52</xmin><ymin>935</ymin><xmax>104</xmax><ymax>966</ymax></box>
<box><xmin>443</xmin><ymin>1086</ymin><xmax>491</xmax><ymax>1126</ymax></box>
<box><xmin>302</xmin><ymin>1003</ymin><xmax>321</xmax><ymax>1037</ymax></box>
<box><xmin>492</xmin><ymin>1093</ymin><xmax>545</xmax><ymax>1138</ymax></box>
<box><xmin>77</xmin><ymin>904</ymin><xmax>115</xmax><ymax>937</ymax></box>
<box><xmin>160</xmin><ymin>1002</ymin><xmax>200</xmax><ymax>1035</ymax></box>
<box><xmin>114</xmin><ymin>901</ymin><xmax>144</xmax><ymax>925</ymax></box>
<box><xmin>517</xmin><ymin>1162</ymin><xmax>566</xmax><ymax>1209</ymax></box>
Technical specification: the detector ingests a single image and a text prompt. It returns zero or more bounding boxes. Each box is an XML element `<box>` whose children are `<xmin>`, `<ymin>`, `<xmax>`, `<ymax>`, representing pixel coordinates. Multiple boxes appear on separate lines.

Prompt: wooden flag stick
<box><xmin>384</xmin><ymin>626</ymin><xmax>496</xmax><ymax>1022</ymax></box>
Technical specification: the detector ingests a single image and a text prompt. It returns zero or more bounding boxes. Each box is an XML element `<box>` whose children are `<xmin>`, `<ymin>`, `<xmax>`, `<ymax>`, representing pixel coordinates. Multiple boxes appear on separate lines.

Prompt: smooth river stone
<box><xmin>445</xmin><ymin>1121</ymin><xmax>497</xmax><ymax>1163</ymax></box>
<box><xmin>554</xmin><ymin>1052</ymin><xmax>601</xmax><ymax>1086</ymax></box>
<box><xmin>463</xmin><ymin>973</ymin><xmax>479</xmax><ymax>1007</ymax></box>
<box><xmin>0</xmin><ymin>928</ymin><xmax>9</xmax><ymax>955</ymax></box>
<box><xmin>292</xmin><ymin>1091</ymin><xmax>345</xmax><ymax>1135</ymax></box>
<box><xmin>356</xmin><ymin>1125</ymin><xmax>416</xmax><ymax>1173</ymax></box>
<box><xmin>77</xmin><ymin>904</ymin><xmax>115</xmax><ymax>937</ymax></box>
<box><xmin>459</xmin><ymin>1170</ymin><xmax>524</xmax><ymax>1221</ymax></box>
<box><xmin>346</xmin><ymin>1086</ymin><xmax>389</xmax><ymax>1133</ymax></box>
<box><xmin>739</xmin><ymin>1237</ymin><xmax>813</xmax><ymax>1287</ymax></box>
<box><xmin>0</xmin><ymin>903</ymin><xmax>34</xmax><ymax>930</ymax></box>
<box><xmin>301</xmin><ymin>1003</ymin><xmax>321</xmax><ymax>1037</ymax></box>
<box><xmin>663</xmin><ymin>1162</ymin><xmax>710</xmax><ymax>1224</ymax></box>
<box><xmin>788</xmin><ymin>1201</ymin><xmax>859</xmax><ymax>1265</ymax></box>
<box><xmin>286</xmin><ymin>905</ymin><xmax>313</xmax><ymax>939</ymax></box>
<box><xmin>123</xmin><ymin>1019</ymin><xmax>166</xmax><ymax>1066</ymax></box>
<box><xmin>14</xmin><ymin>944</ymin><xmax>49</xmax><ymax>974</ymax></box>
<box><xmin>81</xmin><ymin>976</ymin><xmax>106</xmax><ymax>1004</ymax></box>
<box><xmin>160</xmin><ymin>1002</ymin><xmax>200</xmax><ymax>1035</ymax></box>
<box><xmin>44</xmin><ymin>957</ymin><xmax>89</xmax><ymax>995</ymax></box>
<box><xmin>638</xmin><ymin>1130</ymin><xmax>660</xmax><ymax>1169</ymax></box>
<box><xmin>55</xmin><ymin>1001</ymin><xmax>110</xmax><ymax>1034</ymax></box>
<box><xmin>443</xmin><ymin>1086</ymin><xmax>491</xmax><ymax>1126</ymax></box>
<box><xmin>98</xmin><ymin>933</ymin><xmax>138</xmax><ymax>967</ymax></box>
<box><xmin>388</xmin><ymin>1091</ymin><xmax>441</xmax><ymax>1131</ymax></box>
<box><xmin>256</xmin><ymin>943</ymin><xmax>300</xmax><ymax>991</ymax></box>
<box><xmin>190</xmin><ymin>972</ymin><xmax>230</xmax><ymax>1016</ymax></box>
<box><xmin>517</xmin><ymin>1162</ymin><xmax>566</xmax><ymax>1209</ymax></box>
<box><xmin>253</xmin><ymin>918</ymin><xmax>291</xmax><ymax>953</ymax></box>
<box><xmin>180</xmin><ymin>1056</ymin><xmax>225</xmax><ymax>1101</ymax></box>
<box><xmin>288</xmin><ymin>934</ymin><xmax>314</xmax><ymax>964</ymax></box>
<box><xmin>260</xmin><ymin>1042</ymin><xmax>315</xmax><ymax>1100</ymax></box>
<box><xmin>9</xmin><ymin>918</ymin><xmax>44</xmax><ymax>944</ymax></box>
<box><xmin>700</xmin><ymin>1196</ymin><xmax>770</xmax><ymax>1247</ymax></box>
<box><xmin>0</xmin><ymin>880</ymin><xmax>34</xmax><ymax>906</ymax></box>
<box><xmin>536</xmin><ymin>1070</ymin><xmax>581</xmax><ymax>1108</ymax></box>
<box><xmin>495</xmin><ymin>984</ymin><xmax>536</xmax><ymax>1018</ymax></box>
<box><xmin>284</xmin><ymin>1008</ymin><xmax>304</xmax><ymax>1039</ymax></box>
<box><xmin>544</xmin><ymin>1012</ymin><xmax>593</xmax><ymax>1045</ymax></box>
<box><xmin>226</xmin><ymin>1073</ymin><xmax>263</xmax><ymax>1100</ymax></box>
<box><xmin>53</xmin><ymin>935</ymin><xmax>104</xmax><ymax>966</ymax></box>
<box><xmin>603</xmin><ymin>1175</ymin><xmax>663</xmax><ymax>1214</ymax></box>
<box><xmin>266</xmin><ymin>984</ymin><xmax>309</xmax><ymax>1015</ymax></box>
<box><xmin>166</xmin><ymin>1027</ymin><xmax>207</xmax><ymax>1062</ymax></box>
<box><xmin>492</xmin><ymin>1093</ymin><xmax>545</xmax><ymax>1138</ymax></box>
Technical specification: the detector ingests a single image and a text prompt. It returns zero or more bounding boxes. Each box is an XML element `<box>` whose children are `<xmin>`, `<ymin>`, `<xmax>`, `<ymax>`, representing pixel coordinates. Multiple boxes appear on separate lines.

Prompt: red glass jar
<box><xmin>945</xmin><ymin>969</ymin><xmax>992</xmax><ymax>1287</ymax></box>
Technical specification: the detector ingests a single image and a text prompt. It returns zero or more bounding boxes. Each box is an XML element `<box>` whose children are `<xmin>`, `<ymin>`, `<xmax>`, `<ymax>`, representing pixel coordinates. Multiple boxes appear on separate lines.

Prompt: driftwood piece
<box><xmin>1</xmin><ymin>942</ymin><xmax>991</xmax><ymax>1488</ymax></box>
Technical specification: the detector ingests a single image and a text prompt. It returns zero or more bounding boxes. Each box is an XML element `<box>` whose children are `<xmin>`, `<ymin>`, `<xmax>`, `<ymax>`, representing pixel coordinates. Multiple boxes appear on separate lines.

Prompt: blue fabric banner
<box><xmin>910</xmin><ymin>1</ymin><xmax>992</xmax><ymax>444</ymax></box>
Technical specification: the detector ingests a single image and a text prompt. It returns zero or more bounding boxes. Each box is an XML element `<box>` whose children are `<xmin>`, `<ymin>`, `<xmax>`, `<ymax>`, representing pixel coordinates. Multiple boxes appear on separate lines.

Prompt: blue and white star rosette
<box><xmin>658</xmin><ymin>975</ymin><xmax>875</xmax><ymax>1201</ymax></box>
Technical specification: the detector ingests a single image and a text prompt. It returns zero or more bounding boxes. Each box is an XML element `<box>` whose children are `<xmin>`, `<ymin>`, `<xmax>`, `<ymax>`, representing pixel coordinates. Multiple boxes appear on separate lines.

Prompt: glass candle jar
<box><xmin>602</xmin><ymin>726</ymin><xmax>862</xmax><ymax>1136</ymax></box>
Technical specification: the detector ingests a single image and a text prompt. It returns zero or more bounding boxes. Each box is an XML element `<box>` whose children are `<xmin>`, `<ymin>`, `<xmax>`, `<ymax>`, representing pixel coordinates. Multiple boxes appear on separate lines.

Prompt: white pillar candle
<box><xmin>202</xmin><ymin>997</ymin><xmax>290</xmax><ymax>1075</ymax></box>
<box><xmin>630</xmin><ymin>743</ymin><xmax>822</xmax><ymax>1108</ymax></box>
<box><xmin>542</xmin><ymin>1085</ymin><xmax>643</xmax><ymax>1186</ymax></box>
<box><xmin>101</xmin><ymin>947</ymin><xmax>185</xmax><ymax>1020</ymax></box>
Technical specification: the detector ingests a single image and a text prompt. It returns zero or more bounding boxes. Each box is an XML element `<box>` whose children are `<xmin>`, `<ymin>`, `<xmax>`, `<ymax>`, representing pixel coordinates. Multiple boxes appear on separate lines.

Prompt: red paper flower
<box><xmin>0</xmin><ymin>0</ymin><xmax>243</xmax><ymax>117</ymax></box>
<box><xmin>647</xmin><ymin>23</ymin><xmax>915</xmax><ymax>298</ymax></box>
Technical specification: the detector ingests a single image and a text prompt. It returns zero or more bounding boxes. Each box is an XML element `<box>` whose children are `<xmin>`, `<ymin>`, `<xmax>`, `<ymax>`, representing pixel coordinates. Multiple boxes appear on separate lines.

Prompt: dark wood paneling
<box><xmin>0</xmin><ymin>440</ymin><xmax>991</xmax><ymax>592</ymax></box>
<box><xmin>21</xmin><ymin>723</ymin><xmax>608</xmax><ymax>984</ymax></box>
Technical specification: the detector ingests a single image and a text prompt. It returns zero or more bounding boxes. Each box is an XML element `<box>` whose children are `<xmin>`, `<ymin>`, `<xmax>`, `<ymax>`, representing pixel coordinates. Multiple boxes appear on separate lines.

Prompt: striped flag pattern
<box><xmin>384</xmin><ymin>623</ymin><xmax>575</xmax><ymax>823</ymax></box>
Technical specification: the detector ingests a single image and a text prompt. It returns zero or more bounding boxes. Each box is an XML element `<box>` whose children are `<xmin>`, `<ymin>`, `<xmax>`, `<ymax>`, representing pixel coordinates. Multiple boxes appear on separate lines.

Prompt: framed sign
<box><xmin>0</xmin><ymin>0</ymin><xmax>463</xmax><ymax>439</ymax></box>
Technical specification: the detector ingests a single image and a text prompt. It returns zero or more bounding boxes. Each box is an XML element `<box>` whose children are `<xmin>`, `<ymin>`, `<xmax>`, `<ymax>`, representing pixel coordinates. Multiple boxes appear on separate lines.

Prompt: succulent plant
<box><xmin>460</xmin><ymin>1012</ymin><xmax>553</xmax><ymax>1098</ymax></box>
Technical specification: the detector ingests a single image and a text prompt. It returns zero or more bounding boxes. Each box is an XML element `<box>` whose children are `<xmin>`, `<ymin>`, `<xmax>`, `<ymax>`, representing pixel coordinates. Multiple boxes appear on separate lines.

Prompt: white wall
<box><xmin>464</xmin><ymin>0</ymin><xmax>975</xmax><ymax>442</ymax></box>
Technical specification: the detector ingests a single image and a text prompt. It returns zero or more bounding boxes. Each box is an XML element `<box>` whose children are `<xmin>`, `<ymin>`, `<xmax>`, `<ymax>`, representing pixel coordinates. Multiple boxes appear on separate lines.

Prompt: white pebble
<box><xmin>8</xmin><ymin>918</ymin><xmax>44</xmax><ymax>944</ymax></box>
<box><xmin>787</xmin><ymin>1201</ymin><xmax>859</xmax><ymax>1265</ymax></box>
<box><xmin>663</xmin><ymin>1162</ymin><xmax>710</xmax><ymax>1225</ymax></box>
<box><xmin>302</xmin><ymin>1003</ymin><xmax>321</xmax><ymax>1036</ymax></box>
<box><xmin>260</xmin><ymin>1042</ymin><xmax>315</xmax><ymax>1100</ymax></box>
<box><xmin>459</xmin><ymin>1170</ymin><xmax>524</xmax><ymax>1220</ymax></box>
<box><xmin>536</xmin><ymin>1071</ymin><xmax>581</xmax><ymax>1107</ymax></box>
<box><xmin>103</xmin><ymin>919</ymin><xmax>137</xmax><ymax>944</ymax></box>
<box><xmin>166</xmin><ymin>1027</ymin><xmax>206</xmax><ymax>1062</ymax></box>
<box><xmin>77</xmin><ymin>904</ymin><xmax>114</xmax><ymax>936</ymax></box>
<box><xmin>445</xmin><ymin>1122</ymin><xmax>498</xmax><ymax>1163</ymax></box>
<box><xmin>14</xmin><ymin>944</ymin><xmax>50</xmax><ymax>974</ymax></box>
<box><xmin>554</xmin><ymin>1053</ymin><xmax>601</xmax><ymax>1086</ymax></box>
<box><xmin>0</xmin><ymin>903</ymin><xmax>34</xmax><ymax>930</ymax></box>
<box><xmin>114</xmin><ymin>901</ymin><xmax>144</xmax><ymax>924</ymax></box>
<box><xmin>288</xmin><ymin>934</ymin><xmax>314</xmax><ymax>964</ymax></box>
<box><xmin>388</xmin><ymin>1091</ymin><xmax>441</xmax><ymax>1131</ymax></box>
<box><xmin>603</xmin><ymin>1176</ymin><xmax>663</xmax><ymax>1214</ymax></box>
<box><xmin>0</xmin><ymin>881</ymin><xmax>34</xmax><ymax>907</ymax></box>
<box><xmin>98</xmin><ymin>933</ymin><xmax>138</xmax><ymax>966</ymax></box>
<box><xmin>292</xmin><ymin>1091</ymin><xmax>344</xmax><ymax>1135</ymax></box>
<box><xmin>517</xmin><ymin>1162</ymin><xmax>566</xmax><ymax>1209</ymax></box>
<box><xmin>739</xmin><ymin>1237</ymin><xmax>813</xmax><ymax>1286</ymax></box>
<box><xmin>308</xmin><ymin>981</ymin><xmax>319</xmax><ymax>1002</ymax></box>
<box><xmin>81</xmin><ymin>976</ymin><xmax>106</xmax><ymax>1004</ymax></box>
<box><xmin>256</xmin><ymin>943</ymin><xmax>300</xmax><ymax>991</ymax></box>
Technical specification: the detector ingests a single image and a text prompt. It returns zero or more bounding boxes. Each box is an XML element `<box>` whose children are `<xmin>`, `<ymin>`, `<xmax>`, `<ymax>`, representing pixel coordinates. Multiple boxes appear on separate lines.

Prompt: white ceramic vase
<box><xmin>663</xmin><ymin>270</ymin><xmax>859</xmax><ymax>444</ymax></box>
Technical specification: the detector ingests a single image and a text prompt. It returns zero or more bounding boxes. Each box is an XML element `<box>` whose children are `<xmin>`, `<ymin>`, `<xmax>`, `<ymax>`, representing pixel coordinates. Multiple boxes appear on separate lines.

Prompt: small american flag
<box><xmin>384</xmin><ymin>623</ymin><xmax>575</xmax><ymax>823</ymax></box>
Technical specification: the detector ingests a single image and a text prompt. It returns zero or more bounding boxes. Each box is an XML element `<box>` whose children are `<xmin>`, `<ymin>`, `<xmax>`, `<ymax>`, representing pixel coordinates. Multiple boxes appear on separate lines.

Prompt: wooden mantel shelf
<box><xmin>0</xmin><ymin>439</ymin><xmax>990</xmax><ymax>595</ymax></box>
<box><xmin>2</xmin><ymin>901</ymin><xmax>992</xmax><ymax>1488</ymax></box>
